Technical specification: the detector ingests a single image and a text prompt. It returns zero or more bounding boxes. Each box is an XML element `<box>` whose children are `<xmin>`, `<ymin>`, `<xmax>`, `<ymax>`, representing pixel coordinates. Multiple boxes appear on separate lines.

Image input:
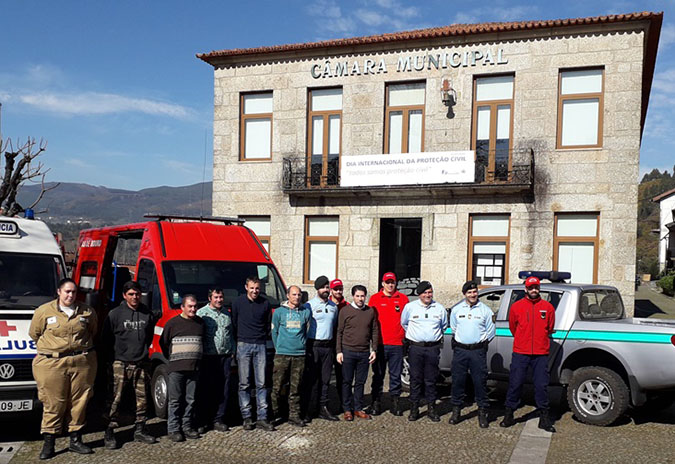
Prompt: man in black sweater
<box><xmin>231</xmin><ymin>276</ymin><xmax>274</xmax><ymax>431</ymax></box>
<box><xmin>102</xmin><ymin>281</ymin><xmax>157</xmax><ymax>449</ymax></box>
<box><xmin>160</xmin><ymin>294</ymin><xmax>204</xmax><ymax>442</ymax></box>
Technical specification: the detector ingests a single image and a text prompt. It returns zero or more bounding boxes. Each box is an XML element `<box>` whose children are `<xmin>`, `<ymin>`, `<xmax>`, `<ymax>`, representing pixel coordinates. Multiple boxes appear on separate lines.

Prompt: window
<box><xmin>579</xmin><ymin>289</ymin><xmax>624</xmax><ymax>320</ymax></box>
<box><xmin>480</xmin><ymin>290</ymin><xmax>505</xmax><ymax>320</ymax></box>
<box><xmin>553</xmin><ymin>213</ymin><xmax>599</xmax><ymax>284</ymax></box>
<box><xmin>385</xmin><ymin>82</ymin><xmax>425</xmax><ymax>154</ymax></box>
<box><xmin>240</xmin><ymin>92</ymin><xmax>273</xmax><ymax>160</ymax></box>
<box><xmin>137</xmin><ymin>259</ymin><xmax>162</xmax><ymax>319</ymax></box>
<box><xmin>472</xmin><ymin>75</ymin><xmax>514</xmax><ymax>182</ymax></box>
<box><xmin>557</xmin><ymin>68</ymin><xmax>604</xmax><ymax>148</ymax></box>
<box><xmin>241</xmin><ymin>216</ymin><xmax>271</xmax><ymax>252</ymax></box>
<box><xmin>508</xmin><ymin>290</ymin><xmax>565</xmax><ymax>315</ymax></box>
<box><xmin>468</xmin><ymin>214</ymin><xmax>510</xmax><ymax>286</ymax></box>
<box><xmin>304</xmin><ymin>216</ymin><xmax>339</xmax><ymax>284</ymax></box>
<box><xmin>308</xmin><ymin>88</ymin><xmax>342</xmax><ymax>187</ymax></box>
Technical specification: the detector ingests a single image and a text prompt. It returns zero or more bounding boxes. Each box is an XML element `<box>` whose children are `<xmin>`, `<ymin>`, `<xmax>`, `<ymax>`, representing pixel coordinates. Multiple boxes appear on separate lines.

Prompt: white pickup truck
<box><xmin>0</xmin><ymin>217</ymin><xmax>66</xmax><ymax>417</ymax></box>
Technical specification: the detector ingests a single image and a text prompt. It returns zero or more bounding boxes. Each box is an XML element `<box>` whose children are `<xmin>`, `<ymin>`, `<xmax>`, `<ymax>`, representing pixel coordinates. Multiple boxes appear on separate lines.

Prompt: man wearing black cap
<box><xmin>303</xmin><ymin>275</ymin><xmax>339</xmax><ymax>421</ymax></box>
<box><xmin>500</xmin><ymin>276</ymin><xmax>556</xmax><ymax>432</ymax></box>
<box><xmin>448</xmin><ymin>281</ymin><xmax>495</xmax><ymax>428</ymax></box>
<box><xmin>400</xmin><ymin>281</ymin><xmax>448</xmax><ymax>422</ymax></box>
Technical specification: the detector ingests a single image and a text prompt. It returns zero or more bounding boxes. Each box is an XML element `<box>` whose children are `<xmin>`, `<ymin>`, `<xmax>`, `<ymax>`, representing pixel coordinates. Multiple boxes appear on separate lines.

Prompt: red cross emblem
<box><xmin>0</xmin><ymin>321</ymin><xmax>17</xmax><ymax>337</ymax></box>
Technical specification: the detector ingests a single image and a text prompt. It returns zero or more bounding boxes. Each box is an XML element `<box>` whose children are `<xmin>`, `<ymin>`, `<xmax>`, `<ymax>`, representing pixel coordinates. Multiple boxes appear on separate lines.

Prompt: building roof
<box><xmin>197</xmin><ymin>11</ymin><xmax>662</xmax><ymax>139</ymax></box>
<box><xmin>653</xmin><ymin>188</ymin><xmax>675</xmax><ymax>203</ymax></box>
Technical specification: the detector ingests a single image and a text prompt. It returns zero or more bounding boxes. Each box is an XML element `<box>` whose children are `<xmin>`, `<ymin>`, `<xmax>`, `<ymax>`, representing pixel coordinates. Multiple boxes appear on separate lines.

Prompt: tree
<box><xmin>0</xmin><ymin>137</ymin><xmax>59</xmax><ymax>217</ymax></box>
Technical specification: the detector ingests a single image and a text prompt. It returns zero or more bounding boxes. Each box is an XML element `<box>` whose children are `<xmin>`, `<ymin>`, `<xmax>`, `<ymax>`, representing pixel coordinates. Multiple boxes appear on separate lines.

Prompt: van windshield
<box><xmin>162</xmin><ymin>261</ymin><xmax>286</xmax><ymax>309</ymax></box>
<box><xmin>0</xmin><ymin>252</ymin><xmax>63</xmax><ymax>309</ymax></box>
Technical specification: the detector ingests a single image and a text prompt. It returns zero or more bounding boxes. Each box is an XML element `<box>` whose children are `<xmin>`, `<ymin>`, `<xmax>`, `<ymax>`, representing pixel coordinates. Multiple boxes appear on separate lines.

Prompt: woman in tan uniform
<box><xmin>29</xmin><ymin>278</ymin><xmax>98</xmax><ymax>460</ymax></box>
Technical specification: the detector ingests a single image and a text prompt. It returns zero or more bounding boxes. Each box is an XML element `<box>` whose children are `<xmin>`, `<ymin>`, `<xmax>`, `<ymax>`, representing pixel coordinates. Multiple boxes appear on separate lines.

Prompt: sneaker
<box><xmin>168</xmin><ymin>432</ymin><xmax>185</xmax><ymax>442</ymax></box>
<box><xmin>184</xmin><ymin>428</ymin><xmax>200</xmax><ymax>440</ymax></box>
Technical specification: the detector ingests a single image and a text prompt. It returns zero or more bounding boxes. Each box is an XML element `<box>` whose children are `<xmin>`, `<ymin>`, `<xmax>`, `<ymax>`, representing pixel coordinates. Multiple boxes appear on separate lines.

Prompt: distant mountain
<box><xmin>16</xmin><ymin>181</ymin><xmax>213</xmax><ymax>225</ymax></box>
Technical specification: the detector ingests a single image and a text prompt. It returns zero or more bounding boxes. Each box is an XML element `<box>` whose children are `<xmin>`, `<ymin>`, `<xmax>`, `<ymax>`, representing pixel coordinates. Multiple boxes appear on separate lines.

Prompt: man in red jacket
<box><xmin>368</xmin><ymin>272</ymin><xmax>409</xmax><ymax>416</ymax></box>
<box><xmin>500</xmin><ymin>276</ymin><xmax>556</xmax><ymax>432</ymax></box>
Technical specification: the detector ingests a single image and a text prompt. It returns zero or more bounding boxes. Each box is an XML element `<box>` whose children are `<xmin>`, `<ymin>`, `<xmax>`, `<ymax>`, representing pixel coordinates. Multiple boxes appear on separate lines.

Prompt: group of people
<box><xmin>28</xmin><ymin>272</ymin><xmax>557</xmax><ymax>460</ymax></box>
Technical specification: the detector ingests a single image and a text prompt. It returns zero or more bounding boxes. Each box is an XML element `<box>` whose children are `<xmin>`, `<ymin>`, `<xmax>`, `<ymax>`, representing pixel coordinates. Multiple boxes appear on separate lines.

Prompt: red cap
<box><xmin>525</xmin><ymin>276</ymin><xmax>540</xmax><ymax>288</ymax></box>
<box><xmin>330</xmin><ymin>279</ymin><xmax>343</xmax><ymax>289</ymax></box>
<box><xmin>382</xmin><ymin>272</ymin><xmax>397</xmax><ymax>282</ymax></box>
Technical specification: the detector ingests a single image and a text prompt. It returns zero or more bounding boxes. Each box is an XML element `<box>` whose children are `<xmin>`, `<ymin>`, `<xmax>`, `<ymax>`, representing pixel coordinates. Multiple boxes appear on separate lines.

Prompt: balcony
<box><xmin>282</xmin><ymin>149</ymin><xmax>535</xmax><ymax>199</ymax></box>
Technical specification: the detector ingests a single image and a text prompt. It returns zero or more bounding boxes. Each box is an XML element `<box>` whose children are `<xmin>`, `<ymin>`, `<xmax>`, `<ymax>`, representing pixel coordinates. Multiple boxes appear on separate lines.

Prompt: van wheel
<box><xmin>567</xmin><ymin>366</ymin><xmax>629</xmax><ymax>426</ymax></box>
<box><xmin>401</xmin><ymin>356</ymin><xmax>410</xmax><ymax>392</ymax></box>
<box><xmin>151</xmin><ymin>364</ymin><xmax>169</xmax><ymax>419</ymax></box>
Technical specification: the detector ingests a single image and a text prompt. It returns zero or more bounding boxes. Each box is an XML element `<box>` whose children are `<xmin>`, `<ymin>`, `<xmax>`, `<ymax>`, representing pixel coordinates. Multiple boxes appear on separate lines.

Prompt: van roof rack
<box><xmin>518</xmin><ymin>271</ymin><xmax>571</xmax><ymax>283</ymax></box>
<box><xmin>144</xmin><ymin>214</ymin><xmax>245</xmax><ymax>225</ymax></box>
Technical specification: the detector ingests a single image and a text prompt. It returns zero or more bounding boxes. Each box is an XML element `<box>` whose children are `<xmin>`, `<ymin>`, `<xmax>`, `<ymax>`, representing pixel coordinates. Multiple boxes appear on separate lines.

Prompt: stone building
<box><xmin>653</xmin><ymin>188</ymin><xmax>675</xmax><ymax>274</ymax></box>
<box><xmin>198</xmin><ymin>12</ymin><xmax>662</xmax><ymax>314</ymax></box>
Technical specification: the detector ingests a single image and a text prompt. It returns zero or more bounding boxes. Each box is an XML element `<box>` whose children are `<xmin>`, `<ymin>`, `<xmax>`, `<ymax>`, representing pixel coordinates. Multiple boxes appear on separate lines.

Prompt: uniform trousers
<box><xmin>305</xmin><ymin>340</ymin><xmax>333</xmax><ymax>410</ymax></box>
<box><xmin>106</xmin><ymin>360</ymin><xmax>150</xmax><ymax>428</ymax></box>
<box><xmin>371</xmin><ymin>345</ymin><xmax>404</xmax><ymax>399</ymax></box>
<box><xmin>504</xmin><ymin>353</ymin><xmax>550</xmax><ymax>410</ymax></box>
<box><xmin>271</xmin><ymin>354</ymin><xmax>305</xmax><ymax>419</ymax></box>
<box><xmin>32</xmin><ymin>351</ymin><xmax>97</xmax><ymax>434</ymax></box>
<box><xmin>408</xmin><ymin>344</ymin><xmax>440</xmax><ymax>404</ymax></box>
<box><xmin>450</xmin><ymin>347</ymin><xmax>489</xmax><ymax>408</ymax></box>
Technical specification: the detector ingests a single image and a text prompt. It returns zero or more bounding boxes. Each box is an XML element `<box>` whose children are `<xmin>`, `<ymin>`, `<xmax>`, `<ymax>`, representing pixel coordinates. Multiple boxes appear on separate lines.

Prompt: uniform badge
<box><xmin>468</xmin><ymin>314</ymin><xmax>472</xmax><ymax>320</ymax></box>
<box><xmin>395</xmin><ymin>305</ymin><xmax>400</xmax><ymax>312</ymax></box>
<box><xmin>47</xmin><ymin>316</ymin><xmax>57</xmax><ymax>324</ymax></box>
<box><xmin>540</xmin><ymin>310</ymin><xmax>546</xmax><ymax>319</ymax></box>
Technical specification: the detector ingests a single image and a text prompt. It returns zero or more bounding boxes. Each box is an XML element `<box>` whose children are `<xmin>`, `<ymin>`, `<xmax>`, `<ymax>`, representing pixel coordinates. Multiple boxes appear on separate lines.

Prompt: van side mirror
<box><xmin>301</xmin><ymin>291</ymin><xmax>309</xmax><ymax>304</ymax></box>
<box><xmin>84</xmin><ymin>292</ymin><xmax>99</xmax><ymax>308</ymax></box>
<box><xmin>141</xmin><ymin>291</ymin><xmax>152</xmax><ymax>308</ymax></box>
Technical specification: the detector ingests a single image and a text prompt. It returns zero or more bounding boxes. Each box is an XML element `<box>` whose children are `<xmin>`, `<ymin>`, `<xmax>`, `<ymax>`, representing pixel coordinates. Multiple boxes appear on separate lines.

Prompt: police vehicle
<box><xmin>0</xmin><ymin>217</ymin><xmax>66</xmax><ymax>417</ymax></box>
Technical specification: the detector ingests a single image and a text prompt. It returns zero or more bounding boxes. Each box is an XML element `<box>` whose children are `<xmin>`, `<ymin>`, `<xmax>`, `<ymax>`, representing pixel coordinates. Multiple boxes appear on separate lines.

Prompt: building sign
<box><xmin>340</xmin><ymin>151</ymin><xmax>474</xmax><ymax>187</ymax></box>
<box><xmin>311</xmin><ymin>48</ymin><xmax>507</xmax><ymax>79</ymax></box>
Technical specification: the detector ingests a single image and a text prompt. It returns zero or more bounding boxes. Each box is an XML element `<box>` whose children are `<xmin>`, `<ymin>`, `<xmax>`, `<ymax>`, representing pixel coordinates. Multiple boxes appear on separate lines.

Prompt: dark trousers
<box><xmin>168</xmin><ymin>370</ymin><xmax>198</xmax><ymax>433</ymax></box>
<box><xmin>408</xmin><ymin>344</ymin><xmax>440</xmax><ymax>404</ymax></box>
<box><xmin>305</xmin><ymin>341</ymin><xmax>334</xmax><ymax>410</ymax></box>
<box><xmin>371</xmin><ymin>345</ymin><xmax>404</xmax><ymax>399</ymax></box>
<box><xmin>341</xmin><ymin>349</ymin><xmax>370</xmax><ymax>412</ymax></box>
<box><xmin>450</xmin><ymin>347</ymin><xmax>489</xmax><ymax>408</ymax></box>
<box><xmin>505</xmin><ymin>353</ymin><xmax>550</xmax><ymax>410</ymax></box>
<box><xmin>196</xmin><ymin>354</ymin><xmax>232</xmax><ymax>426</ymax></box>
<box><xmin>272</xmin><ymin>354</ymin><xmax>305</xmax><ymax>419</ymax></box>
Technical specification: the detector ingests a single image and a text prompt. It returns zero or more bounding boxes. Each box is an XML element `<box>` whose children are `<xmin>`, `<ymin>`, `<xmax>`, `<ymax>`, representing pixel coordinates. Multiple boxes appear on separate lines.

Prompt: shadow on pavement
<box><xmin>634</xmin><ymin>299</ymin><xmax>666</xmax><ymax>318</ymax></box>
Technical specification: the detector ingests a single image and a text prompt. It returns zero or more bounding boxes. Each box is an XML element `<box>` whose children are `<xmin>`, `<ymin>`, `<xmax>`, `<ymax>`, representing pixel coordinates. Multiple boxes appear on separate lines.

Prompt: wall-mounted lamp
<box><xmin>441</xmin><ymin>78</ymin><xmax>457</xmax><ymax>119</ymax></box>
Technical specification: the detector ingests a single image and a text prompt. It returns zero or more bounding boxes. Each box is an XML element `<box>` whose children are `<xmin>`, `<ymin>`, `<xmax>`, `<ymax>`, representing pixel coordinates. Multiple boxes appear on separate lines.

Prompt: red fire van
<box><xmin>72</xmin><ymin>215</ymin><xmax>287</xmax><ymax>418</ymax></box>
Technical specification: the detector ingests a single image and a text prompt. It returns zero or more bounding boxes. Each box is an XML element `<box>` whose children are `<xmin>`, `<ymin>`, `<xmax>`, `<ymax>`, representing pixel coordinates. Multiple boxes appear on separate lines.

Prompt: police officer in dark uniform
<box><xmin>448</xmin><ymin>281</ymin><xmax>495</xmax><ymax>428</ymax></box>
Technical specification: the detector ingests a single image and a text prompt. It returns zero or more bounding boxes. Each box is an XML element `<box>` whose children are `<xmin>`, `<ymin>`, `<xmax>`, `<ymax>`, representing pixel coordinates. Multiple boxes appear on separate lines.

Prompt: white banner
<box><xmin>340</xmin><ymin>151</ymin><xmax>475</xmax><ymax>187</ymax></box>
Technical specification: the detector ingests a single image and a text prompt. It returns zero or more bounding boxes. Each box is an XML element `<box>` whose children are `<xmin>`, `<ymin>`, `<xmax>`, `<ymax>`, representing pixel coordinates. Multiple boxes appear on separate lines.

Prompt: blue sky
<box><xmin>0</xmin><ymin>0</ymin><xmax>673</xmax><ymax>190</ymax></box>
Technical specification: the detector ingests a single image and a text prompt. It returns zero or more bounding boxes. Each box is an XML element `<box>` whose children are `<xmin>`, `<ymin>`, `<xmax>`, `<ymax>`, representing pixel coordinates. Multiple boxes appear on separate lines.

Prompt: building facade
<box><xmin>199</xmin><ymin>12</ymin><xmax>662</xmax><ymax>314</ymax></box>
<box><xmin>653</xmin><ymin>188</ymin><xmax>675</xmax><ymax>274</ymax></box>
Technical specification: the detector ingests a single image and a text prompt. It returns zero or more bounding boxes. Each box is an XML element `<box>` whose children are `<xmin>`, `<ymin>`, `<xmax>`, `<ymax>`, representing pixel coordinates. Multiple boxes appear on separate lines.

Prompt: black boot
<box><xmin>319</xmin><ymin>405</ymin><xmax>339</xmax><ymax>421</ymax></box>
<box><xmin>39</xmin><ymin>433</ymin><xmax>55</xmax><ymax>460</ymax></box>
<box><xmin>500</xmin><ymin>407</ymin><xmax>515</xmax><ymax>428</ymax></box>
<box><xmin>370</xmin><ymin>398</ymin><xmax>382</xmax><ymax>416</ymax></box>
<box><xmin>427</xmin><ymin>402</ymin><xmax>440</xmax><ymax>422</ymax></box>
<box><xmin>134</xmin><ymin>422</ymin><xmax>157</xmax><ymax>444</ymax></box>
<box><xmin>69</xmin><ymin>431</ymin><xmax>93</xmax><ymax>455</ymax></box>
<box><xmin>538</xmin><ymin>409</ymin><xmax>556</xmax><ymax>433</ymax></box>
<box><xmin>391</xmin><ymin>396</ymin><xmax>402</xmax><ymax>416</ymax></box>
<box><xmin>478</xmin><ymin>408</ymin><xmax>489</xmax><ymax>429</ymax></box>
<box><xmin>104</xmin><ymin>427</ymin><xmax>118</xmax><ymax>450</ymax></box>
<box><xmin>408</xmin><ymin>403</ymin><xmax>419</xmax><ymax>421</ymax></box>
<box><xmin>448</xmin><ymin>406</ymin><xmax>461</xmax><ymax>425</ymax></box>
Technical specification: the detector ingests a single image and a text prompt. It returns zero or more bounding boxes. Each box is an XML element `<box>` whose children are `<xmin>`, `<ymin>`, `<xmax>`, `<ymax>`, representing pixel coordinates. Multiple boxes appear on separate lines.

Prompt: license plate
<box><xmin>0</xmin><ymin>399</ymin><xmax>33</xmax><ymax>412</ymax></box>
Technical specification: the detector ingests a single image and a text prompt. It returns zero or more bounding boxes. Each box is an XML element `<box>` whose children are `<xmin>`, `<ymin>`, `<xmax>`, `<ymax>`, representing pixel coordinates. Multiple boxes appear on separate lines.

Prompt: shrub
<box><xmin>657</xmin><ymin>273</ymin><xmax>675</xmax><ymax>296</ymax></box>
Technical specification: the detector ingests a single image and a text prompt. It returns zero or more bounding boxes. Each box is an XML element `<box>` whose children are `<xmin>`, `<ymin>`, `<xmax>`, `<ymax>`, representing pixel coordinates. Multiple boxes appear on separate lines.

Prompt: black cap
<box><xmin>462</xmin><ymin>280</ymin><xmax>478</xmax><ymax>294</ymax></box>
<box><xmin>314</xmin><ymin>276</ymin><xmax>329</xmax><ymax>290</ymax></box>
<box><xmin>416</xmin><ymin>281</ymin><xmax>432</xmax><ymax>294</ymax></box>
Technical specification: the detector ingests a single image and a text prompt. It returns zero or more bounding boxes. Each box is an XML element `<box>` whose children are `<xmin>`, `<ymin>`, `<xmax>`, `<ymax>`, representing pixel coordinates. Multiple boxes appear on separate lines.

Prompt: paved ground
<box><xmin>634</xmin><ymin>282</ymin><xmax>675</xmax><ymax>319</ymax></box>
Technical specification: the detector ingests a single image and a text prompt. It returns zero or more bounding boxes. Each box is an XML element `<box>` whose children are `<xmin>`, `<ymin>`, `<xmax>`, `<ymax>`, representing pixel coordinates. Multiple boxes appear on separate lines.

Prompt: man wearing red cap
<box><xmin>368</xmin><ymin>272</ymin><xmax>409</xmax><ymax>416</ymax></box>
<box><xmin>500</xmin><ymin>276</ymin><xmax>556</xmax><ymax>432</ymax></box>
<box><xmin>329</xmin><ymin>279</ymin><xmax>348</xmax><ymax>310</ymax></box>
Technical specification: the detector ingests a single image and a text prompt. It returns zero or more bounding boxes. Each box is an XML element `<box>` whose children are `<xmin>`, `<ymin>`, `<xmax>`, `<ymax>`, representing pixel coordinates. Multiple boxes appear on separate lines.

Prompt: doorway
<box><xmin>378</xmin><ymin>218</ymin><xmax>422</xmax><ymax>285</ymax></box>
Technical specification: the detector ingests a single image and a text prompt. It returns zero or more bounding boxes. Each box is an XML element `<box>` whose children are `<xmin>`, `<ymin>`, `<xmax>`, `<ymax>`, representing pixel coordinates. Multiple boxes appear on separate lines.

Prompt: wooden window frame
<box><xmin>556</xmin><ymin>67</ymin><xmax>604</xmax><ymax>149</ymax></box>
<box><xmin>303</xmin><ymin>216</ymin><xmax>339</xmax><ymax>285</ymax></box>
<box><xmin>384</xmin><ymin>81</ymin><xmax>426</xmax><ymax>154</ymax></box>
<box><xmin>240</xmin><ymin>91</ymin><xmax>273</xmax><ymax>161</ymax></box>
<box><xmin>240</xmin><ymin>215</ymin><xmax>271</xmax><ymax>253</ymax></box>
<box><xmin>553</xmin><ymin>212</ymin><xmax>600</xmax><ymax>284</ymax></box>
<box><xmin>471</xmin><ymin>74</ymin><xmax>515</xmax><ymax>182</ymax></box>
<box><xmin>467</xmin><ymin>214</ymin><xmax>511</xmax><ymax>287</ymax></box>
<box><xmin>307</xmin><ymin>87</ymin><xmax>343</xmax><ymax>187</ymax></box>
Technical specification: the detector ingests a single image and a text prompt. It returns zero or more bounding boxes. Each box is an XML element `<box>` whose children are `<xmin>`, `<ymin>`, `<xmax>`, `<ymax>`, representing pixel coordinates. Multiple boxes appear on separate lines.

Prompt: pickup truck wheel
<box><xmin>567</xmin><ymin>366</ymin><xmax>629</xmax><ymax>426</ymax></box>
<box><xmin>401</xmin><ymin>356</ymin><xmax>410</xmax><ymax>392</ymax></box>
<box><xmin>150</xmin><ymin>364</ymin><xmax>169</xmax><ymax>419</ymax></box>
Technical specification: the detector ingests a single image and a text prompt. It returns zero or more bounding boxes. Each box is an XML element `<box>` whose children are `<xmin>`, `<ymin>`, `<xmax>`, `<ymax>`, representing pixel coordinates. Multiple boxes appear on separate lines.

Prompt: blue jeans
<box><xmin>371</xmin><ymin>345</ymin><xmax>404</xmax><ymax>399</ymax></box>
<box><xmin>341</xmin><ymin>349</ymin><xmax>370</xmax><ymax>412</ymax></box>
<box><xmin>167</xmin><ymin>370</ymin><xmax>198</xmax><ymax>433</ymax></box>
<box><xmin>505</xmin><ymin>353</ymin><xmax>550</xmax><ymax>410</ymax></box>
<box><xmin>451</xmin><ymin>347</ymin><xmax>489</xmax><ymax>408</ymax></box>
<box><xmin>236</xmin><ymin>342</ymin><xmax>268</xmax><ymax>420</ymax></box>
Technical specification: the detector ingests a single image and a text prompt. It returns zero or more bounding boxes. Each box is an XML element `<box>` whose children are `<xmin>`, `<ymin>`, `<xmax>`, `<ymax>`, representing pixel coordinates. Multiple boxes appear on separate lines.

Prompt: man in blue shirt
<box><xmin>448</xmin><ymin>281</ymin><xmax>496</xmax><ymax>428</ymax></box>
<box><xmin>303</xmin><ymin>275</ymin><xmax>339</xmax><ymax>421</ymax></box>
<box><xmin>401</xmin><ymin>281</ymin><xmax>448</xmax><ymax>422</ymax></box>
<box><xmin>271</xmin><ymin>286</ymin><xmax>311</xmax><ymax>427</ymax></box>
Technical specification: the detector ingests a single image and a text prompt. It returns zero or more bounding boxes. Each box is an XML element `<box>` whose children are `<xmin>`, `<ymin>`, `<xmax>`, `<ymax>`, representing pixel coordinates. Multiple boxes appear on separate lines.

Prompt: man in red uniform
<box><xmin>368</xmin><ymin>272</ymin><xmax>409</xmax><ymax>416</ymax></box>
<box><xmin>500</xmin><ymin>276</ymin><xmax>556</xmax><ymax>432</ymax></box>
